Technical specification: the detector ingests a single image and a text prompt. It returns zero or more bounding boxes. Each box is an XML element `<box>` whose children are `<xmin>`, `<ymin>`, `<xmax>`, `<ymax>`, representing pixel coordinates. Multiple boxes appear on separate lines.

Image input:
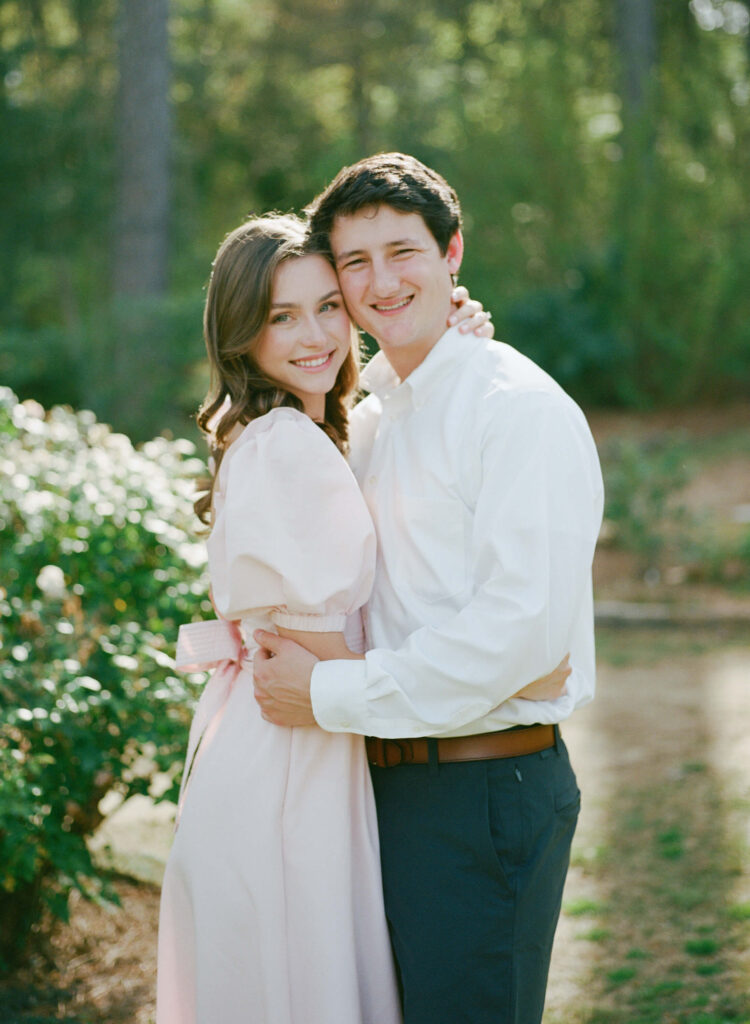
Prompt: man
<box><xmin>253</xmin><ymin>153</ymin><xmax>604</xmax><ymax>1024</ymax></box>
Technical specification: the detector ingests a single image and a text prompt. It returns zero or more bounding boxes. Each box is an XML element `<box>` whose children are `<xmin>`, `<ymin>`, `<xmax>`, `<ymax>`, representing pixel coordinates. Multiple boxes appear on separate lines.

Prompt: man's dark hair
<box><xmin>305</xmin><ymin>152</ymin><xmax>462</xmax><ymax>255</ymax></box>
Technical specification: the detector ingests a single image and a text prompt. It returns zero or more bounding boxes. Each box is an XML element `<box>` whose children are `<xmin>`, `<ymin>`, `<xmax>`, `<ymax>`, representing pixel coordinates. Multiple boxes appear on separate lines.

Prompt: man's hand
<box><xmin>252</xmin><ymin>630</ymin><xmax>320</xmax><ymax>727</ymax></box>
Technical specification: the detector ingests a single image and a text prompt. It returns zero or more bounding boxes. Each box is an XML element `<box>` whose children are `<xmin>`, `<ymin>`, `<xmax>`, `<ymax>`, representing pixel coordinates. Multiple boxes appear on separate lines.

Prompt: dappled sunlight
<box><xmin>705</xmin><ymin>651</ymin><xmax>750</xmax><ymax>913</ymax></box>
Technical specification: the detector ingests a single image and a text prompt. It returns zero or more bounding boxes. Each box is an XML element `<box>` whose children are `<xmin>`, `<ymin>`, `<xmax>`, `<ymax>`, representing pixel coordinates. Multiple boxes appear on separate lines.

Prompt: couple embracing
<box><xmin>156</xmin><ymin>153</ymin><xmax>604</xmax><ymax>1024</ymax></box>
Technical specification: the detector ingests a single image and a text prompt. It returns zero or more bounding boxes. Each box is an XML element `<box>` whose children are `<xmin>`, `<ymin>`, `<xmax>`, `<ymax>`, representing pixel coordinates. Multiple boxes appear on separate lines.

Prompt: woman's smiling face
<box><xmin>253</xmin><ymin>254</ymin><xmax>354</xmax><ymax>420</ymax></box>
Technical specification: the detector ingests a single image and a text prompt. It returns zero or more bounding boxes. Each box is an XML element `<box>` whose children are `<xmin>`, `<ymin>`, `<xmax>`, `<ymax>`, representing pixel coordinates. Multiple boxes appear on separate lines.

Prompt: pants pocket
<box><xmin>483</xmin><ymin>761</ymin><xmax>526</xmax><ymax>890</ymax></box>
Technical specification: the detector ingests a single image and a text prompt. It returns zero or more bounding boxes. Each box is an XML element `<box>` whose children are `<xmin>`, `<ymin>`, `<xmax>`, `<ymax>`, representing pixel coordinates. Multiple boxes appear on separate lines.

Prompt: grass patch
<box><xmin>726</xmin><ymin>901</ymin><xmax>750</xmax><ymax>921</ymax></box>
<box><xmin>563</xmin><ymin>760</ymin><xmax>750</xmax><ymax>1023</ymax></box>
<box><xmin>633</xmin><ymin>979</ymin><xmax>685</xmax><ymax>1001</ymax></box>
<box><xmin>685</xmin><ymin>939</ymin><xmax>720</xmax><ymax>956</ymax></box>
<box><xmin>686</xmin><ymin>426</ymin><xmax>750</xmax><ymax>461</ymax></box>
<box><xmin>605</xmin><ymin>966</ymin><xmax>637</xmax><ymax>986</ymax></box>
<box><xmin>694</xmin><ymin>963</ymin><xmax>724</xmax><ymax>976</ymax></box>
<box><xmin>625</xmin><ymin>947</ymin><xmax>652</xmax><ymax>960</ymax></box>
<box><xmin>665</xmin><ymin>885</ymin><xmax>713</xmax><ymax>911</ymax></box>
<box><xmin>657</xmin><ymin>826</ymin><xmax>685</xmax><ymax>859</ymax></box>
<box><xmin>564</xmin><ymin>898</ymin><xmax>606</xmax><ymax>917</ymax></box>
<box><xmin>579</xmin><ymin>928</ymin><xmax>611</xmax><ymax>942</ymax></box>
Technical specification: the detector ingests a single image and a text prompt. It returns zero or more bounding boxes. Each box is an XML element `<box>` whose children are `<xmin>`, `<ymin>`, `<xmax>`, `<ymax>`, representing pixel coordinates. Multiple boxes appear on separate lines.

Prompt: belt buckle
<box><xmin>369</xmin><ymin>737</ymin><xmax>394</xmax><ymax>768</ymax></box>
<box><xmin>384</xmin><ymin>738</ymin><xmax>414</xmax><ymax>767</ymax></box>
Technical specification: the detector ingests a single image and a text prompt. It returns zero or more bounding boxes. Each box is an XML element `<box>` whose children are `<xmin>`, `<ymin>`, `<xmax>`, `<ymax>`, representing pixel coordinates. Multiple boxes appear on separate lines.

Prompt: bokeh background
<box><xmin>1</xmin><ymin>2</ymin><xmax>750</xmax><ymax>1022</ymax></box>
<box><xmin>2</xmin><ymin>0</ymin><xmax>750</xmax><ymax>439</ymax></box>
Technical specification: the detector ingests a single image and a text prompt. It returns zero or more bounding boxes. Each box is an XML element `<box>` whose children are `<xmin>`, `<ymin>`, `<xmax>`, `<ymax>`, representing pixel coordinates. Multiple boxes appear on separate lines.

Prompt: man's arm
<box><xmin>307</xmin><ymin>393</ymin><xmax>603</xmax><ymax>737</ymax></box>
<box><xmin>254</xmin><ymin>393</ymin><xmax>601</xmax><ymax>734</ymax></box>
<box><xmin>253</xmin><ymin>633</ymin><xmax>572</xmax><ymax>726</ymax></box>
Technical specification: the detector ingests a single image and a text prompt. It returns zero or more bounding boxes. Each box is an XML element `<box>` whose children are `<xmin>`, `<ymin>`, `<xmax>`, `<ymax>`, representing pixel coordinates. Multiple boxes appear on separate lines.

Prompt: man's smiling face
<box><xmin>330</xmin><ymin>204</ymin><xmax>463</xmax><ymax>379</ymax></box>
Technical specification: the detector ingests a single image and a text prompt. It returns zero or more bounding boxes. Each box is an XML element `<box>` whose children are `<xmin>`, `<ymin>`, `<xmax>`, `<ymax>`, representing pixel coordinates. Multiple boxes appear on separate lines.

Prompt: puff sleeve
<box><xmin>207</xmin><ymin>408</ymin><xmax>376</xmax><ymax>632</ymax></box>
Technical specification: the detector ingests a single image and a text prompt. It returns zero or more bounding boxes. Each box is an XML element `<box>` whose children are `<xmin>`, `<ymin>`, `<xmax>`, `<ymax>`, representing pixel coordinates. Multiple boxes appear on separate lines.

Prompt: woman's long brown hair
<box><xmin>194</xmin><ymin>213</ymin><xmax>360</xmax><ymax>525</ymax></box>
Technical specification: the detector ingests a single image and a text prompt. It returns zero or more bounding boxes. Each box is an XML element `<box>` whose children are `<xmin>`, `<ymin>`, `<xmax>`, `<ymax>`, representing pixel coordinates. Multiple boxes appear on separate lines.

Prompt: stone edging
<box><xmin>595</xmin><ymin>599</ymin><xmax>750</xmax><ymax>629</ymax></box>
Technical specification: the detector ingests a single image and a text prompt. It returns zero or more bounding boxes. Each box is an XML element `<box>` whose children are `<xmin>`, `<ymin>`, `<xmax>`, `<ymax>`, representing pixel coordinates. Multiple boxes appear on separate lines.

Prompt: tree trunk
<box><xmin>109</xmin><ymin>0</ymin><xmax>172</xmax><ymax>438</ymax></box>
<box><xmin>614</xmin><ymin>0</ymin><xmax>657</xmax><ymax>130</ymax></box>
<box><xmin>113</xmin><ymin>0</ymin><xmax>171</xmax><ymax>298</ymax></box>
<box><xmin>613</xmin><ymin>0</ymin><xmax>659</xmax><ymax>397</ymax></box>
<box><xmin>345</xmin><ymin>0</ymin><xmax>373</xmax><ymax>155</ymax></box>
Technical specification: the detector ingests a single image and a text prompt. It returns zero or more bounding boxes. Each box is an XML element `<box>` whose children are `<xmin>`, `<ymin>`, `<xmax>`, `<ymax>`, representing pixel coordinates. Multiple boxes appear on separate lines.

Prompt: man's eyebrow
<box><xmin>334</xmin><ymin>248</ymin><xmax>365</xmax><ymax>263</ymax></box>
<box><xmin>335</xmin><ymin>238</ymin><xmax>421</xmax><ymax>262</ymax></box>
<box><xmin>270</xmin><ymin>288</ymin><xmax>341</xmax><ymax>308</ymax></box>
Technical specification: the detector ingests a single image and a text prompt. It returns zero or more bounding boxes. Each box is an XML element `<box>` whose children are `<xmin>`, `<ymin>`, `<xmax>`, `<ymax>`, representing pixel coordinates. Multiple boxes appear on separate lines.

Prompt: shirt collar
<box><xmin>359</xmin><ymin>326</ymin><xmax>483</xmax><ymax>409</ymax></box>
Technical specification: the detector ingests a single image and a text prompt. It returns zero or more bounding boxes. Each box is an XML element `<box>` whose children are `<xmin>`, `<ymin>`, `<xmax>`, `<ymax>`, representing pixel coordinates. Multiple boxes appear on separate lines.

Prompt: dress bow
<box><xmin>173</xmin><ymin>617</ymin><xmax>248</xmax><ymax>825</ymax></box>
<box><xmin>175</xmin><ymin>618</ymin><xmax>247</xmax><ymax>672</ymax></box>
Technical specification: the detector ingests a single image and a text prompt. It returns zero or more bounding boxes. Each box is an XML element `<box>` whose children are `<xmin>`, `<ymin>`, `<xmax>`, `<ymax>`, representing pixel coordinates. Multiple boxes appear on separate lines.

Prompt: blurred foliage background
<box><xmin>1</xmin><ymin>0</ymin><xmax>750</xmax><ymax>975</ymax></box>
<box><xmin>1</xmin><ymin>0</ymin><xmax>749</xmax><ymax>441</ymax></box>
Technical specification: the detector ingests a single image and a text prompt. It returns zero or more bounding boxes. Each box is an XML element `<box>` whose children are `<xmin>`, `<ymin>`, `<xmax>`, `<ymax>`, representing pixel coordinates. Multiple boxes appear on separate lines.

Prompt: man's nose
<box><xmin>370</xmin><ymin>260</ymin><xmax>400</xmax><ymax>297</ymax></box>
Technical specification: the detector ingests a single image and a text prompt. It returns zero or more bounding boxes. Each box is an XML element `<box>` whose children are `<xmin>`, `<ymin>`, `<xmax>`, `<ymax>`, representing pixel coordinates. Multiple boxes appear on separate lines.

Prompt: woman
<box><xmin>156</xmin><ymin>213</ymin><xmax>567</xmax><ymax>1023</ymax></box>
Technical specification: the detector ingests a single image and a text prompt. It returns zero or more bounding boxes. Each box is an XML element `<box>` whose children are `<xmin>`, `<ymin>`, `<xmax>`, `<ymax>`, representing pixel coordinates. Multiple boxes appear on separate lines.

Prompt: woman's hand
<box><xmin>514</xmin><ymin>654</ymin><xmax>571</xmax><ymax>701</ymax></box>
<box><xmin>448</xmin><ymin>285</ymin><xmax>494</xmax><ymax>337</ymax></box>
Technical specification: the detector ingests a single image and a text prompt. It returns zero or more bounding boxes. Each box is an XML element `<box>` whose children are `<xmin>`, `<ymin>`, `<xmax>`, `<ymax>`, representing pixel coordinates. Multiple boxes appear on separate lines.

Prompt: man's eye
<box><xmin>343</xmin><ymin>259</ymin><xmax>365</xmax><ymax>269</ymax></box>
<box><xmin>320</xmin><ymin>301</ymin><xmax>339</xmax><ymax>313</ymax></box>
<box><xmin>395</xmin><ymin>248</ymin><xmax>415</xmax><ymax>257</ymax></box>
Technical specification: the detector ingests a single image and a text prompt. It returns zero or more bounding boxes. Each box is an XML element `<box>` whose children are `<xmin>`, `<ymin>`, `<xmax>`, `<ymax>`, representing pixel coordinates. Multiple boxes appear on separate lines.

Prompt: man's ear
<box><xmin>446</xmin><ymin>230</ymin><xmax>464</xmax><ymax>276</ymax></box>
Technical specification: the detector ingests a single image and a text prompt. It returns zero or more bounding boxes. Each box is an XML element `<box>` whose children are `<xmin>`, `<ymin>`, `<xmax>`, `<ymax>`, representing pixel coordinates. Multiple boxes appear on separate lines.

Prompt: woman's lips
<box><xmin>291</xmin><ymin>351</ymin><xmax>335</xmax><ymax>371</ymax></box>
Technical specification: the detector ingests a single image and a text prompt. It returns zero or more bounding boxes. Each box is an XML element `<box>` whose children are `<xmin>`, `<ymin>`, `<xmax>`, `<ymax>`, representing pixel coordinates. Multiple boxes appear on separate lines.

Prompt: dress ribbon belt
<box><xmin>173</xmin><ymin>618</ymin><xmax>248</xmax><ymax>824</ymax></box>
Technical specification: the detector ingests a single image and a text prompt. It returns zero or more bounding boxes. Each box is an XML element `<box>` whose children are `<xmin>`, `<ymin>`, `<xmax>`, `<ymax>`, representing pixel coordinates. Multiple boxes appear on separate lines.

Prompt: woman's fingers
<box><xmin>449</xmin><ymin>289</ymin><xmax>494</xmax><ymax>338</ymax></box>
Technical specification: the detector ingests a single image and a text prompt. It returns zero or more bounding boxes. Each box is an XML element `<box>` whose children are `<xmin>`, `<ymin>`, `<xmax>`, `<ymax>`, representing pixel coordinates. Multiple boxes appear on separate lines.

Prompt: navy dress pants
<box><xmin>370</xmin><ymin>731</ymin><xmax>580</xmax><ymax>1024</ymax></box>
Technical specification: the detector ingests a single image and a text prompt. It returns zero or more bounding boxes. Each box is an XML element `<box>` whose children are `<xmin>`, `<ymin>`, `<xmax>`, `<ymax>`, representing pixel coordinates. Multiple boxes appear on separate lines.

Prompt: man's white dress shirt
<box><xmin>311</xmin><ymin>326</ymin><xmax>604</xmax><ymax>739</ymax></box>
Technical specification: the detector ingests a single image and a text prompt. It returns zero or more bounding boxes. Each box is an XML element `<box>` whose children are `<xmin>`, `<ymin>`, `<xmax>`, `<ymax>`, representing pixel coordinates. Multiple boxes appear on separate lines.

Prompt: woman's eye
<box><xmin>395</xmin><ymin>248</ymin><xmax>415</xmax><ymax>257</ymax></box>
<box><xmin>343</xmin><ymin>258</ymin><xmax>364</xmax><ymax>270</ymax></box>
<box><xmin>270</xmin><ymin>312</ymin><xmax>291</xmax><ymax>324</ymax></box>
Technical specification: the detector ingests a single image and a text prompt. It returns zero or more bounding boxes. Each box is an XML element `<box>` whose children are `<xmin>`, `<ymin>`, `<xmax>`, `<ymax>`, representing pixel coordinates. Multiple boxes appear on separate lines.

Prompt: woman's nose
<box><xmin>299</xmin><ymin>316</ymin><xmax>327</xmax><ymax>345</ymax></box>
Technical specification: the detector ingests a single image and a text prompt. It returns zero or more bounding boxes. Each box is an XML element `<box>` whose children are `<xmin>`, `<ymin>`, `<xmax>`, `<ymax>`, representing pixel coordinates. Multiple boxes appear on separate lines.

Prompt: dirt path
<box><xmin>2</xmin><ymin>629</ymin><xmax>749</xmax><ymax>1023</ymax></box>
<box><xmin>545</xmin><ymin>630</ymin><xmax>750</xmax><ymax>1022</ymax></box>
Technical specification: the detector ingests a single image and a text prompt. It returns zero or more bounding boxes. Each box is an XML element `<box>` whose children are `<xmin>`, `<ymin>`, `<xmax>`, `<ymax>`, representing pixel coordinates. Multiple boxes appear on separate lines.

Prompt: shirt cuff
<box><xmin>311</xmin><ymin>658</ymin><xmax>369</xmax><ymax>733</ymax></box>
<box><xmin>270</xmin><ymin>610</ymin><xmax>347</xmax><ymax>632</ymax></box>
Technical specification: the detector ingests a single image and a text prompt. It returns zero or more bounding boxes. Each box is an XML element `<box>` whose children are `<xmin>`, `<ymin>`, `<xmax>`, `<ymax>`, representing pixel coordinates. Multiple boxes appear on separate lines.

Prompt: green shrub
<box><xmin>600</xmin><ymin>434</ymin><xmax>693</xmax><ymax>575</ymax></box>
<box><xmin>0</xmin><ymin>326</ymin><xmax>82</xmax><ymax>412</ymax></box>
<box><xmin>0</xmin><ymin>293</ymin><xmax>206</xmax><ymax>444</ymax></box>
<box><xmin>0</xmin><ymin>388</ymin><xmax>210</xmax><ymax>968</ymax></box>
<box><xmin>502</xmin><ymin>248</ymin><xmax>638</xmax><ymax>409</ymax></box>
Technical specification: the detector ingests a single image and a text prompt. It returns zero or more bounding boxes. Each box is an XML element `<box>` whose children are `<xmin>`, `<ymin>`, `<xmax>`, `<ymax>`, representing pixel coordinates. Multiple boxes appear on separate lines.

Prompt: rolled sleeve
<box><xmin>311</xmin><ymin>658</ymin><xmax>369</xmax><ymax>731</ymax></box>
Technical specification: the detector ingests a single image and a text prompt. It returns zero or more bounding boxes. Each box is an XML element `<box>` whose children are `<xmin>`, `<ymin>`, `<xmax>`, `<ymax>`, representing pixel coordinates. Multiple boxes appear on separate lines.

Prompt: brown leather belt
<box><xmin>365</xmin><ymin>724</ymin><xmax>556</xmax><ymax>768</ymax></box>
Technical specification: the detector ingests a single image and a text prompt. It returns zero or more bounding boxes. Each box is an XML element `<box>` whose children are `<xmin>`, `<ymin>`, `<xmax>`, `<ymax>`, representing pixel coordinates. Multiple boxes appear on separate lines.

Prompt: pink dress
<box><xmin>156</xmin><ymin>408</ymin><xmax>401</xmax><ymax>1024</ymax></box>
